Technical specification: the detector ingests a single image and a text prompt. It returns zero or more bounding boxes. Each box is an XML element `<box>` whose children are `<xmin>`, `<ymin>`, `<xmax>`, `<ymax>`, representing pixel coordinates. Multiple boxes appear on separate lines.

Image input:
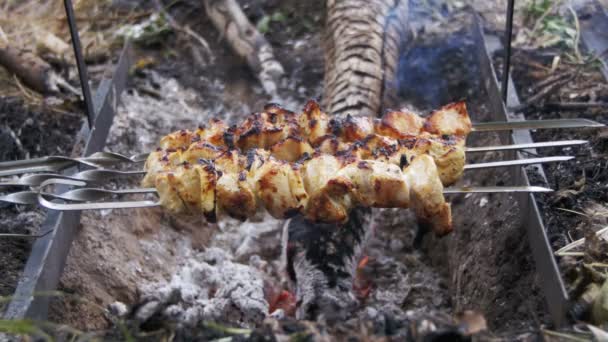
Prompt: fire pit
<box><xmin>1</xmin><ymin>0</ymin><xmax>607</xmax><ymax>340</ymax></box>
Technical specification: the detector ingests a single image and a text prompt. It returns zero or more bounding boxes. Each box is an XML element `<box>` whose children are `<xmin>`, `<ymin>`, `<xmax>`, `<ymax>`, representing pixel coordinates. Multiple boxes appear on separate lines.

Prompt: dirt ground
<box><xmin>2</xmin><ymin>0</ymin><xmax>606</xmax><ymax>340</ymax></box>
<box><xmin>508</xmin><ymin>44</ymin><xmax>608</xmax><ymax>315</ymax></box>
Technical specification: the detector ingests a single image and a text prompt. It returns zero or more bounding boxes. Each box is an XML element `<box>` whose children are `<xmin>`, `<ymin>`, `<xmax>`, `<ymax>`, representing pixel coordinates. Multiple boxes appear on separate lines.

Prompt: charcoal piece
<box><xmin>285</xmin><ymin>207</ymin><xmax>372</xmax><ymax>321</ymax></box>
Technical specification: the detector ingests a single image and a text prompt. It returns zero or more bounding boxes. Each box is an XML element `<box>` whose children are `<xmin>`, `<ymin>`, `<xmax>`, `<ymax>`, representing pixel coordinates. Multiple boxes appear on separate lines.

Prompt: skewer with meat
<box><xmin>143</xmin><ymin>102</ymin><xmax>468</xmax><ymax>189</ymax></box>
<box><xmin>156</xmin><ymin>100</ymin><xmax>471</xmax><ymax>149</ymax></box>
<box><xmin>151</xmin><ymin>100</ymin><xmax>470</xmax><ymax>179</ymax></box>
<box><xmin>144</xmin><ymin>131</ymin><xmax>465</xmax><ymax>189</ymax></box>
<box><xmin>147</xmin><ymin>148</ymin><xmax>452</xmax><ymax>235</ymax></box>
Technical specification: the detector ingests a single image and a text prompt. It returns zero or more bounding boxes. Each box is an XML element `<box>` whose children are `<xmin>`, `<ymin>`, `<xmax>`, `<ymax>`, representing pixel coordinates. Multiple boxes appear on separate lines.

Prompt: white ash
<box><xmin>108</xmin><ymin>301</ymin><xmax>128</xmax><ymax>318</ymax></box>
<box><xmin>138</xmin><ymin>247</ymin><xmax>268</xmax><ymax>328</ymax></box>
<box><xmin>479</xmin><ymin>197</ymin><xmax>488</xmax><ymax>208</ymax></box>
<box><xmin>213</xmin><ymin>211</ymin><xmax>284</xmax><ymax>262</ymax></box>
<box><xmin>108</xmin><ymin>71</ymin><xmax>226</xmax><ymax>154</ymax></box>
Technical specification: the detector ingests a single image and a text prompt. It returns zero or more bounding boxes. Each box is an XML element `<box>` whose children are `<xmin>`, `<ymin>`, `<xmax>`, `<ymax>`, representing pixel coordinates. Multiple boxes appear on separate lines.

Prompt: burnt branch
<box><xmin>203</xmin><ymin>0</ymin><xmax>284</xmax><ymax>96</ymax></box>
<box><xmin>0</xmin><ymin>47</ymin><xmax>58</xmax><ymax>95</ymax></box>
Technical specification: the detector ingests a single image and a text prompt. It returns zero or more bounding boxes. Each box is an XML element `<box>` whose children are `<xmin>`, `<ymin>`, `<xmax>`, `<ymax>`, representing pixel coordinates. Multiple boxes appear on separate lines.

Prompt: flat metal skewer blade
<box><xmin>443</xmin><ymin>186</ymin><xmax>553</xmax><ymax>194</ymax></box>
<box><xmin>463</xmin><ymin>156</ymin><xmax>574</xmax><ymax>170</ymax></box>
<box><xmin>0</xmin><ymin>191</ymin><xmax>40</xmax><ymax>205</ymax></box>
<box><xmin>465</xmin><ymin>140</ymin><xmax>588</xmax><ymax>153</ymax></box>
<box><xmin>0</xmin><ymin>152</ymin><xmax>146</xmax><ymax>177</ymax></box>
<box><xmin>0</xmin><ymin>161</ymin><xmax>73</xmax><ymax>177</ymax></box>
<box><xmin>39</xmin><ymin>196</ymin><xmax>159</xmax><ymax>211</ymax></box>
<box><xmin>472</xmin><ymin>118</ymin><xmax>605</xmax><ymax>132</ymax></box>
<box><xmin>37</xmin><ymin>185</ymin><xmax>555</xmax><ymax>211</ymax></box>
<box><xmin>36</xmin><ymin>178</ymin><xmax>159</xmax><ymax>211</ymax></box>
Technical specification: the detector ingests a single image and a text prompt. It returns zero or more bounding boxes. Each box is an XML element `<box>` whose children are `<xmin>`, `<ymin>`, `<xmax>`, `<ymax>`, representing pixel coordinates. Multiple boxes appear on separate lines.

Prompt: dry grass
<box><xmin>0</xmin><ymin>0</ymin><xmax>149</xmax><ymax>102</ymax></box>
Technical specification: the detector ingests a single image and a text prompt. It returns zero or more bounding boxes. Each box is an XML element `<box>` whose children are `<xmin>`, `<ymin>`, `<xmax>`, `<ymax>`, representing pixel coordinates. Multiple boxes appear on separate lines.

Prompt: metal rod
<box><xmin>0</xmin><ymin>152</ymin><xmax>147</xmax><ymax>177</ymax></box>
<box><xmin>0</xmin><ymin>155</ymin><xmax>574</xmax><ymax>188</ymax></box>
<box><xmin>64</xmin><ymin>0</ymin><xmax>95</xmax><ymax>128</ymax></box>
<box><xmin>465</xmin><ymin>140</ymin><xmax>587</xmax><ymax>153</ymax></box>
<box><xmin>472</xmin><ymin>118</ymin><xmax>604</xmax><ymax>132</ymax></box>
<box><xmin>30</xmin><ymin>182</ymin><xmax>552</xmax><ymax>211</ymax></box>
<box><xmin>501</xmin><ymin>0</ymin><xmax>515</xmax><ymax>102</ymax></box>
<box><xmin>444</xmin><ymin>185</ymin><xmax>553</xmax><ymax>194</ymax></box>
<box><xmin>464</xmin><ymin>156</ymin><xmax>573</xmax><ymax>170</ymax></box>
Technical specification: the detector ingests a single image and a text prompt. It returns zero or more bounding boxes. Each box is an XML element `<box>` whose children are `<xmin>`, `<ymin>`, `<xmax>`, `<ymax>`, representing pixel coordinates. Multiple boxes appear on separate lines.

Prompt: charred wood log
<box><xmin>0</xmin><ymin>47</ymin><xmax>60</xmax><ymax>95</ymax></box>
<box><xmin>203</xmin><ymin>0</ymin><xmax>284</xmax><ymax>96</ymax></box>
<box><xmin>322</xmin><ymin>0</ymin><xmax>409</xmax><ymax>117</ymax></box>
<box><xmin>284</xmin><ymin>0</ymin><xmax>409</xmax><ymax>321</ymax></box>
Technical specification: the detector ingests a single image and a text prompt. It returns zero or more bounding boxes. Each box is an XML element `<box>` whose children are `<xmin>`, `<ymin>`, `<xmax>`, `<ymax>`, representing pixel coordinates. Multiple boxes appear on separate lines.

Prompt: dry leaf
<box><xmin>456</xmin><ymin>310</ymin><xmax>487</xmax><ymax>335</ymax></box>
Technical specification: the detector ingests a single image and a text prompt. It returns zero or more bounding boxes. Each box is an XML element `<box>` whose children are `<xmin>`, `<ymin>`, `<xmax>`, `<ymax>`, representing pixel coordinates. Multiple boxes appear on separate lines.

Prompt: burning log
<box><xmin>285</xmin><ymin>0</ymin><xmax>410</xmax><ymax>320</ymax></box>
<box><xmin>285</xmin><ymin>208</ymin><xmax>373</xmax><ymax>321</ymax></box>
<box><xmin>203</xmin><ymin>0</ymin><xmax>284</xmax><ymax>96</ymax></box>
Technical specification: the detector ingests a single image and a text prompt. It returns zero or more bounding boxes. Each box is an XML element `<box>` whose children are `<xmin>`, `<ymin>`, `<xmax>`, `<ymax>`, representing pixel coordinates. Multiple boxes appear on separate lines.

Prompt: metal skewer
<box><xmin>0</xmin><ymin>155</ymin><xmax>574</xmax><ymax>188</ymax></box>
<box><xmin>464</xmin><ymin>139</ymin><xmax>587</xmax><ymax>152</ymax></box>
<box><xmin>471</xmin><ymin>118</ymin><xmax>604</xmax><ymax>132</ymax></box>
<box><xmin>0</xmin><ymin>154</ymin><xmax>570</xmax><ymax>210</ymax></box>
<box><xmin>0</xmin><ymin>170</ymin><xmax>146</xmax><ymax>188</ymax></box>
<box><xmin>0</xmin><ymin>137</ymin><xmax>591</xmax><ymax>177</ymax></box>
<box><xmin>463</xmin><ymin>156</ymin><xmax>573</xmax><ymax>170</ymax></box>
<box><xmin>26</xmin><ymin>179</ymin><xmax>552</xmax><ymax>211</ymax></box>
<box><xmin>0</xmin><ymin>152</ymin><xmax>148</xmax><ymax>177</ymax></box>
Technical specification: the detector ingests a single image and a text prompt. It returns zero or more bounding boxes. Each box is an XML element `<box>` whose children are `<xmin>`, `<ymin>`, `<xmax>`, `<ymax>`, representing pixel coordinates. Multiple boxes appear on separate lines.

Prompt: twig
<box><xmin>173</xmin><ymin>24</ymin><xmax>213</xmax><ymax>63</ymax></box>
<box><xmin>555</xmin><ymin>225</ymin><xmax>608</xmax><ymax>257</ymax></box>
<box><xmin>0</xmin><ymin>229</ymin><xmax>53</xmax><ymax>239</ymax></box>
<box><xmin>543</xmin><ymin>101</ymin><xmax>608</xmax><ymax>110</ymax></box>
<box><xmin>511</xmin><ymin>73</ymin><xmax>576</xmax><ymax>112</ymax></box>
<box><xmin>0</xmin><ymin>47</ymin><xmax>56</xmax><ymax>94</ymax></box>
<box><xmin>557</xmin><ymin>207</ymin><xmax>589</xmax><ymax>217</ymax></box>
<box><xmin>154</xmin><ymin>0</ymin><xmax>212</xmax><ymax>64</ymax></box>
<box><xmin>529</xmin><ymin>0</ymin><xmax>561</xmax><ymax>38</ymax></box>
<box><xmin>203</xmin><ymin>0</ymin><xmax>284</xmax><ymax>97</ymax></box>
<box><xmin>530</xmin><ymin>70</ymin><xmax>572</xmax><ymax>93</ymax></box>
<box><xmin>0</xmin><ymin>24</ymin><xmax>8</xmax><ymax>45</ymax></box>
<box><xmin>568</xmin><ymin>6</ymin><xmax>584</xmax><ymax>64</ymax></box>
<box><xmin>542</xmin><ymin>329</ymin><xmax>591</xmax><ymax>342</ymax></box>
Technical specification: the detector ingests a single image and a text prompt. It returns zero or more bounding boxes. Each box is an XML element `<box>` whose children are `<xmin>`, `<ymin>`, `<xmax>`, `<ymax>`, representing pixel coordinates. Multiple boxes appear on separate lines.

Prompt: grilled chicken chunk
<box><xmin>424</xmin><ymin>101</ymin><xmax>472</xmax><ymax>136</ymax></box>
<box><xmin>143</xmin><ymin>101</ymin><xmax>473</xmax><ymax>234</ymax></box>
<box><xmin>146</xmin><ymin>149</ymin><xmax>452</xmax><ymax>235</ymax></box>
<box><xmin>151</xmin><ymin>100</ymin><xmax>471</xmax><ymax>152</ymax></box>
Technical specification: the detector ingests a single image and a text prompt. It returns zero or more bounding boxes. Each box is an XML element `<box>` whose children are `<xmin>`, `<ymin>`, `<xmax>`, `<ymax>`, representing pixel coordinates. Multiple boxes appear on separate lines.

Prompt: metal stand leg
<box><xmin>64</xmin><ymin>0</ymin><xmax>95</xmax><ymax>128</ymax></box>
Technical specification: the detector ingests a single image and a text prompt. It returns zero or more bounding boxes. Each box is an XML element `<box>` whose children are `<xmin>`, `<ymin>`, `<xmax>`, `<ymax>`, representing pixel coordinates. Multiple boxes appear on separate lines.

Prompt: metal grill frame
<box><xmin>2</xmin><ymin>0</ymin><xmax>133</xmax><ymax>320</ymax></box>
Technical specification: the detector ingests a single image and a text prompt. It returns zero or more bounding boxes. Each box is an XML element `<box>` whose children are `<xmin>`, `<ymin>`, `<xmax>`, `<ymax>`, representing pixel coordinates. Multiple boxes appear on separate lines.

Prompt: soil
<box><xmin>1</xmin><ymin>0</ymin><xmax>559</xmax><ymax>340</ymax></box>
<box><xmin>505</xmin><ymin>47</ymin><xmax>608</xmax><ymax>315</ymax></box>
<box><xmin>508</xmin><ymin>48</ymin><xmax>608</xmax><ymax>251</ymax></box>
<box><xmin>0</xmin><ymin>97</ymin><xmax>82</xmax><ymax>304</ymax></box>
